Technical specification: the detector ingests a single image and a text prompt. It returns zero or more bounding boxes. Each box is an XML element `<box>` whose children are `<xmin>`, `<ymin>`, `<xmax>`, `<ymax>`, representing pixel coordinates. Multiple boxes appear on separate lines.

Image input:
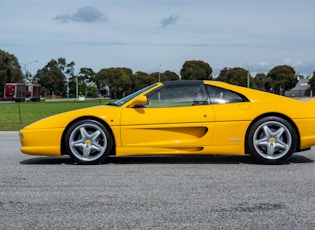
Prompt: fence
<box><xmin>285</xmin><ymin>89</ymin><xmax>312</xmax><ymax>98</ymax></box>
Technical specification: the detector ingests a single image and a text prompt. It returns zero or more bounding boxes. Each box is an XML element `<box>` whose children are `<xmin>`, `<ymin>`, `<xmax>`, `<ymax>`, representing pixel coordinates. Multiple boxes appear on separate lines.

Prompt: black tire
<box><xmin>64</xmin><ymin>119</ymin><xmax>113</xmax><ymax>165</ymax></box>
<box><xmin>247</xmin><ymin>116</ymin><xmax>297</xmax><ymax>164</ymax></box>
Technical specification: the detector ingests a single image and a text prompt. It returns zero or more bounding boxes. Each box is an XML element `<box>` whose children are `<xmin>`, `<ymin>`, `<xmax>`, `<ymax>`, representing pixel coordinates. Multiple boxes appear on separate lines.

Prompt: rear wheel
<box><xmin>247</xmin><ymin>116</ymin><xmax>297</xmax><ymax>164</ymax></box>
<box><xmin>64</xmin><ymin>119</ymin><xmax>113</xmax><ymax>165</ymax></box>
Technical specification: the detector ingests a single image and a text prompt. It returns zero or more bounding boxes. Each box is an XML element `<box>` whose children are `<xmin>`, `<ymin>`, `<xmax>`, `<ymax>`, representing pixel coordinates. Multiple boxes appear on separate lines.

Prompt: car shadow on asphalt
<box><xmin>20</xmin><ymin>154</ymin><xmax>314</xmax><ymax>165</ymax></box>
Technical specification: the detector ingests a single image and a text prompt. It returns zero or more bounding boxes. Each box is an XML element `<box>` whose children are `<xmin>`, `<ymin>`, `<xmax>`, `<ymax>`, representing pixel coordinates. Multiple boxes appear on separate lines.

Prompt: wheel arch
<box><xmin>245</xmin><ymin>112</ymin><xmax>301</xmax><ymax>153</ymax></box>
<box><xmin>60</xmin><ymin>116</ymin><xmax>116</xmax><ymax>156</ymax></box>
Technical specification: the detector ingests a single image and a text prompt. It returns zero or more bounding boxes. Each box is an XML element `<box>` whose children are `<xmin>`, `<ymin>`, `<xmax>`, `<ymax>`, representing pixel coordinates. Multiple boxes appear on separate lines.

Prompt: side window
<box><xmin>205</xmin><ymin>85</ymin><xmax>246</xmax><ymax>104</ymax></box>
<box><xmin>146</xmin><ymin>84</ymin><xmax>208</xmax><ymax>108</ymax></box>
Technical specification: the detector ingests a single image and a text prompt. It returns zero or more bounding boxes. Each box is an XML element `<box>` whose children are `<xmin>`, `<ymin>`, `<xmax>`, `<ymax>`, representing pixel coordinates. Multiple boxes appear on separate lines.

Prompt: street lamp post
<box><xmin>24</xmin><ymin>60</ymin><xmax>38</xmax><ymax>84</ymax></box>
<box><xmin>247</xmin><ymin>71</ymin><xmax>250</xmax><ymax>88</ymax></box>
<box><xmin>76</xmin><ymin>74</ymin><xmax>79</xmax><ymax>99</ymax></box>
<box><xmin>245</xmin><ymin>62</ymin><xmax>250</xmax><ymax>88</ymax></box>
<box><xmin>158</xmin><ymin>64</ymin><xmax>161</xmax><ymax>82</ymax></box>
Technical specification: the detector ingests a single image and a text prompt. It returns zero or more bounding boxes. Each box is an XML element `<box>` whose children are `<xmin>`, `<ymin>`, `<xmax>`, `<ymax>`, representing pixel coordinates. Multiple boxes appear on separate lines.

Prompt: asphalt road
<box><xmin>1</xmin><ymin>131</ymin><xmax>315</xmax><ymax>230</ymax></box>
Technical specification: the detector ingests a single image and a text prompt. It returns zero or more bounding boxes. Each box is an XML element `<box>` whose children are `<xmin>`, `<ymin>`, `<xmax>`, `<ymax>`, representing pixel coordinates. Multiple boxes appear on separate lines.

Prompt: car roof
<box><xmin>162</xmin><ymin>80</ymin><xmax>204</xmax><ymax>86</ymax></box>
<box><xmin>162</xmin><ymin>80</ymin><xmax>248</xmax><ymax>90</ymax></box>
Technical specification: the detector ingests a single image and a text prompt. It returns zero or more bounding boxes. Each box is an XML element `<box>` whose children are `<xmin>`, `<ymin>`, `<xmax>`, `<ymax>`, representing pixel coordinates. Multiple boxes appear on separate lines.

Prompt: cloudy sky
<box><xmin>1</xmin><ymin>0</ymin><xmax>315</xmax><ymax>76</ymax></box>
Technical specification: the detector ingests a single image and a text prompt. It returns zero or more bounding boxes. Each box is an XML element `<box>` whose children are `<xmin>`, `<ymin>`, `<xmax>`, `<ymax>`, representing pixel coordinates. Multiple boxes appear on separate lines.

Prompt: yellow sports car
<box><xmin>19</xmin><ymin>80</ymin><xmax>315</xmax><ymax>164</ymax></box>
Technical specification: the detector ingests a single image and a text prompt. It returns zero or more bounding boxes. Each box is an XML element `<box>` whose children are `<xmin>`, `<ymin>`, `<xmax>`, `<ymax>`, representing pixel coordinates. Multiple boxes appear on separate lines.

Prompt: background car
<box><xmin>20</xmin><ymin>80</ymin><xmax>315</xmax><ymax>164</ymax></box>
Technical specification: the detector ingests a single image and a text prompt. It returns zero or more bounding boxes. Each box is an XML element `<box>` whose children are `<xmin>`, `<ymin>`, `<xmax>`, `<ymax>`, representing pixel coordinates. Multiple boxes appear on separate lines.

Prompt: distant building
<box><xmin>285</xmin><ymin>79</ymin><xmax>311</xmax><ymax>97</ymax></box>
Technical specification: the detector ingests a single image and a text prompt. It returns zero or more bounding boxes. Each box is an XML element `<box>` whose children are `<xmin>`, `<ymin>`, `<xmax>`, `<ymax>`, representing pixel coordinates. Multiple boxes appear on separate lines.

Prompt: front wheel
<box><xmin>64</xmin><ymin>119</ymin><xmax>113</xmax><ymax>165</ymax></box>
<box><xmin>247</xmin><ymin>116</ymin><xmax>297</xmax><ymax>164</ymax></box>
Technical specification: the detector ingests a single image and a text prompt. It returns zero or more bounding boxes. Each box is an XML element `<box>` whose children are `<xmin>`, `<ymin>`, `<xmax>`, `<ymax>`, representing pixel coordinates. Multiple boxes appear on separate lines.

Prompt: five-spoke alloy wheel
<box><xmin>247</xmin><ymin>116</ymin><xmax>297</xmax><ymax>164</ymax></box>
<box><xmin>64</xmin><ymin>119</ymin><xmax>113</xmax><ymax>164</ymax></box>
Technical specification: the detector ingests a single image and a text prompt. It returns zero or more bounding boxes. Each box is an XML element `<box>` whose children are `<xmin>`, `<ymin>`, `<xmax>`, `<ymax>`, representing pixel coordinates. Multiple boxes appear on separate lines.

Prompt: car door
<box><xmin>204</xmin><ymin>84</ymin><xmax>251</xmax><ymax>148</ymax></box>
<box><xmin>120</xmin><ymin>82</ymin><xmax>215</xmax><ymax>148</ymax></box>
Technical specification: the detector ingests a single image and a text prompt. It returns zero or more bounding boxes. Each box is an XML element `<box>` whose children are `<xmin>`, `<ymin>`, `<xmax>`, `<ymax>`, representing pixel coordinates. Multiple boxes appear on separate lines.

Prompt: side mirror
<box><xmin>129</xmin><ymin>95</ymin><xmax>147</xmax><ymax>108</ymax></box>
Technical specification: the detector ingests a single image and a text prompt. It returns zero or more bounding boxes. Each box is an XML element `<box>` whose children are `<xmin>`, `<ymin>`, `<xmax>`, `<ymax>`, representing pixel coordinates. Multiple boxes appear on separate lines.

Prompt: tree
<box><xmin>215</xmin><ymin>67</ymin><xmax>229</xmax><ymax>82</ymax></box>
<box><xmin>131</xmin><ymin>71</ymin><xmax>156</xmax><ymax>91</ymax></box>
<box><xmin>216</xmin><ymin>67</ymin><xmax>251</xmax><ymax>87</ymax></box>
<box><xmin>0</xmin><ymin>50</ymin><xmax>23</xmax><ymax>96</ymax></box>
<box><xmin>79</xmin><ymin>68</ymin><xmax>96</xmax><ymax>97</ymax></box>
<box><xmin>180</xmin><ymin>60</ymin><xmax>212</xmax><ymax>80</ymax></box>
<box><xmin>95</xmin><ymin>68</ymin><xmax>132</xmax><ymax>98</ymax></box>
<box><xmin>161</xmin><ymin>70</ymin><xmax>180</xmax><ymax>81</ymax></box>
<box><xmin>65</xmin><ymin>61</ymin><xmax>76</xmax><ymax>97</ymax></box>
<box><xmin>148</xmin><ymin>70</ymin><xmax>180</xmax><ymax>83</ymax></box>
<box><xmin>263</xmin><ymin>76</ymin><xmax>273</xmax><ymax>92</ymax></box>
<box><xmin>267</xmin><ymin>65</ymin><xmax>297</xmax><ymax>95</ymax></box>
<box><xmin>56</xmin><ymin>58</ymin><xmax>66</xmax><ymax>72</ymax></box>
<box><xmin>254</xmin><ymin>73</ymin><xmax>267</xmax><ymax>91</ymax></box>
<box><xmin>33</xmin><ymin>59</ymin><xmax>67</xmax><ymax>96</ymax></box>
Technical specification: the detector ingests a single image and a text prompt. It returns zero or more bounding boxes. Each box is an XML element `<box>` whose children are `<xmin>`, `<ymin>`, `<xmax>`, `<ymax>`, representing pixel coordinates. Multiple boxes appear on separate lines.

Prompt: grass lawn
<box><xmin>0</xmin><ymin>99</ymin><xmax>114</xmax><ymax>131</ymax></box>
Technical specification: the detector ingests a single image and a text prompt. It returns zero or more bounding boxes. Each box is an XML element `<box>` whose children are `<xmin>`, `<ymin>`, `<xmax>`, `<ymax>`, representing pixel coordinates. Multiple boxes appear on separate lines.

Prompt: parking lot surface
<box><xmin>1</xmin><ymin>131</ymin><xmax>315</xmax><ymax>229</ymax></box>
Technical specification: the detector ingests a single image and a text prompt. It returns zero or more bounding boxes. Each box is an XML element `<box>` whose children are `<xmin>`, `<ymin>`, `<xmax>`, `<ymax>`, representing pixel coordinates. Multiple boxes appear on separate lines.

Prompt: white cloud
<box><xmin>258</xmin><ymin>62</ymin><xmax>271</xmax><ymax>67</ymax></box>
<box><xmin>283</xmin><ymin>58</ymin><xmax>293</xmax><ymax>65</ymax></box>
<box><xmin>293</xmin><ymin>60</ymin><xmax>303</xmax><ymax>67</ymax></box>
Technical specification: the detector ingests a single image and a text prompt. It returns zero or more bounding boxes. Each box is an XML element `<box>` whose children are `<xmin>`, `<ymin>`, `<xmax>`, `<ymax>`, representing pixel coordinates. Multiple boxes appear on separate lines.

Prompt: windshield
<box><xmin>111</xmin><ymin>83</ymin><xmax>158</xmax><ymax>106</ymax></box>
